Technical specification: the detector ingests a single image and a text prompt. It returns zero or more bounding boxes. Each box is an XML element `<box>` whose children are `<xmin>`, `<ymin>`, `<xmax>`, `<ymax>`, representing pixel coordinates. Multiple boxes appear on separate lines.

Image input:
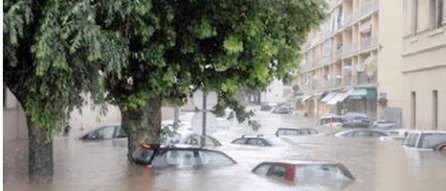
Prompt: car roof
<box><xmin>320</xmin><ymin>115</ymin><xmax>343</xmax><ymax>119</ymax></box>
<box><xmin>405</xmin><ymin>130</ymin><xmax>446</xmax><ymax>134</ymax></box>
<box><xmin>277</xmin><ymin>127</ymin><xmax>313</xmax><ymax>130</ymax></box>
<box><xmin>259</xmin><ymin>160</ymin><xmax>342</xmax><ymax>166</ymax></box>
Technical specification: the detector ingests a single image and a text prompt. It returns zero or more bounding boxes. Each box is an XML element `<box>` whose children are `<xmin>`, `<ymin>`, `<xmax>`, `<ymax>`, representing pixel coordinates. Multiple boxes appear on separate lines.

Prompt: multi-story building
<box><xmin>296</xmin><ymin>0</ymin><xmax>403</xmax><ymax>122</ymax></box>
<box><xmin>402</xmin><ymin>0</ymin><xmax>446</xmax><ymax>130</ymax></box>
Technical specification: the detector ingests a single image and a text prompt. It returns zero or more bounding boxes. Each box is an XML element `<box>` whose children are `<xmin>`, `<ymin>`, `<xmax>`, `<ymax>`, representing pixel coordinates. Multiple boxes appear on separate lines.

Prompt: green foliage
<box><xmin>4</xmin><ymin>0</ymin><xmax>128</xmax><ymax>141</ymax></box>
<box><xmin>4</xmin><ymin>0</ymin><xmax>326</xmax><ymax>139</ymax></box>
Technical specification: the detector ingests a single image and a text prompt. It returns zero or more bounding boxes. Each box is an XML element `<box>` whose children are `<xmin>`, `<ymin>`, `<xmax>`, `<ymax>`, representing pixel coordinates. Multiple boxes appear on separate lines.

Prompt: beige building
<box><xmin>3</xmin><ymin>88</ymin><xmax>195</xmax><ymax>143</ymax></box>
<box><xmin>296</xmin><ymin>0</ymin><xmax>404</xmax><ymax>122</ymax></box>
<box><xmin>402</xmin><ymin>0</ymin><xmax>446</xmax><ymax>130</ymax></box>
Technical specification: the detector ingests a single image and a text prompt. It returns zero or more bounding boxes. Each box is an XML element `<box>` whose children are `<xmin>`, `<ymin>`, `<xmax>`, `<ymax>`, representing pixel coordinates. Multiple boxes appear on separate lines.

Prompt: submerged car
<box><xmin>132</xmin><ymin>144</ymin><xmax>237</xmax><ymax>169</ymax></box>
<box><xmin>275</xmin><ymin>128</ymin><xmax>318</xmax><ymax>137</ymax></box>
<box><xmin>402</xmin><ymin>131</ymin><xmax>446</xmax><ymax>151</ymax></box>
<box><xmin>342</xmin><ymin>112</ymin><xmax>371</xmax><ymax>128</ymax></box>
<box><xmin>334</xmin><ymin>129</ymin><xmax>388</xmax><ymax>138</ymax></box>
<box><xmin>260</xmin><ymin>103</ymin><xmax>277</xmax><ymax>111</ymax></box>
<box><xmin>79</xmin><ymin>124</ymin><xmax>126</xmax><ymax>141</ymax></box>
<box><xmin>231</xmin><ymin>135</ymin><xmax>288</xmax><ymax>147</ymax></box>
<box><xmin>316</xmin><ymin>115</ymin><xmax>345</xmax><ymax>128</ymax></box>
<box><xmin>252</xmin><ymin>161</ymin><xmax>355</xmax><ymax>185</ymax></box>
<box><xmin>271</xmin><ymin>106</ymin><xmax>291</xmax><ymax>114</ymax></box>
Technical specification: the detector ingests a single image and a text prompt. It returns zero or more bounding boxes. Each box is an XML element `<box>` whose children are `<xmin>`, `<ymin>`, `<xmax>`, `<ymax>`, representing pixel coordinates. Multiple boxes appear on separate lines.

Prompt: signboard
<box><xmin>192</xmin><ymin>90</ymin><xmax>218</xmax><ymax>110</ymax></box>
<box><xmin>379</xmin><ymin>92</ymin><xmax>387</xmax><ymax>98</ymax></box>
<box><xmin>191</xmin><ymin>112</ymin><xmax>218</xmax><ymax>135</ymax></box>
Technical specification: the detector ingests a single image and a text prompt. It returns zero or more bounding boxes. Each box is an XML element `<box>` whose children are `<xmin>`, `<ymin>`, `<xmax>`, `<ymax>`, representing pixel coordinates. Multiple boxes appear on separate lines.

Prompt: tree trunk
<box><xmin>121</xmin><ymin>95</ymin><xmax>162</xmax><ymax>162</ymax></box>
<box><xmin>27</xmin><ymin>120</ymin><xmax>53</xmax><ymax>182</ymax></box>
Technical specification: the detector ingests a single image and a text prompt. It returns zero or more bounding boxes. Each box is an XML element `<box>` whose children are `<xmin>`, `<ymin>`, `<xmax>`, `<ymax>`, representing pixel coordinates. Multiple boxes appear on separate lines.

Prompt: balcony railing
<box><xmin>341</xmin><ymin>0</ymin><xmax>379</xmax><ymax>28</ymax></box>
<box><xmin>353</xmin><ymin>72</ymin><xmax>377</xmax><ymax>85</ymax></box>
<box><xmin>343</xmin><ymin>75</ymin><xmax>352</xmax><ymax>86</ymax></box>
<box><xmin>342</xmin><ymin>44</ymin><xmax>358</xmax><ymax>58</ymax></box>
<box><xmin>359</xmin><ymin>36</ymin><xmax>378</xmax><ymax>51</ymax></box>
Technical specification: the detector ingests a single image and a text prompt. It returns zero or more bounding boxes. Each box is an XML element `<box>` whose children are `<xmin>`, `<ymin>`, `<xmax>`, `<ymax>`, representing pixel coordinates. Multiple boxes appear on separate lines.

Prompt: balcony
<box><xmin>343</xmin><ymin>74</ymin><xmax>352</xmax><ymax>86</ymax></box>
<box><xmin>342</xmin><ymin>0</ymin><xmax>379</xmax><ymax>28</ymax></box>
<box><xmin>342</xmin><ymin>44</ymin><xmax>358</xmax><ymax>58</ymax></box>
<box><xmin>353</xmin><ymin>72</ymin><xmax>377</xmax><ymax>86</ymax></box>
<box><xmin>359</xmin><ymin>36</ymin><xmax>378</xmax><ymax>51</ymax></box>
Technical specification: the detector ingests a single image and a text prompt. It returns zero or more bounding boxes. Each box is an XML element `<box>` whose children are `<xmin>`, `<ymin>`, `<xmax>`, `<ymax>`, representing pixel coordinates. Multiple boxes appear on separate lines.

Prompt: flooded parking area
<box><xmin>4</xmin><ymin>111</ymin><xmax>446</xmax><ymax>191</ymax></box>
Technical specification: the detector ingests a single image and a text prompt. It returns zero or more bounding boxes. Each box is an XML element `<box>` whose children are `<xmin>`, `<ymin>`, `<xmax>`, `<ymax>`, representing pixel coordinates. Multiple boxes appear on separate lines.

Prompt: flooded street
<box><xmin>4</xmin><ymin>110</ymin><xmax>446</xmax><ymax>191</ymax></box>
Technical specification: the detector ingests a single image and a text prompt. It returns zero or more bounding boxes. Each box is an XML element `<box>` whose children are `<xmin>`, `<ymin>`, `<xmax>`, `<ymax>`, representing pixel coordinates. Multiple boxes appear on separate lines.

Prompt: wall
<box><xmin>377</xmin><ymin>0</ymin><xmax>404</xmax><ymax>120</ymax></box>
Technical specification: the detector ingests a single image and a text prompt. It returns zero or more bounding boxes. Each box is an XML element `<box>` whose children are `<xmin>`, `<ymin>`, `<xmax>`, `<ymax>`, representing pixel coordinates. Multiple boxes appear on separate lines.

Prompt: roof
<box><xmin>259</xmin><ymin>160</ymin><xmax>341</xmax><ymax>166</ymax></box>
<box><xmin>404</xmin><ymin>130</ymin><xmax>446</xmax><ymax>134</ymax></box>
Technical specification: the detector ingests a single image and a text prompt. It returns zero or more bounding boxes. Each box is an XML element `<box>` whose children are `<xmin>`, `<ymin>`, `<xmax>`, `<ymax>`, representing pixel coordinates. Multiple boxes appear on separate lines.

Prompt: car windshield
<box><xmin>198</xmin><ymin>150</ymin><xmax>236</xmax><ymax>168</ymax></box>
<box><xmin>419</xmin><ymin>133</ymin><xmax>446</xmax><ymax>148</ymax></box>
<box><xmin>164</xmin><ymin>150</ymin><xmax>198</xmax><ymax>168</ymax></box>
<box><xmin>132</xmin><ymin>147</ymin><xmax>155</xmax><ymax>165</ymax></box>
<box><xmin>295</xmin><ymin>164</ymin><xmax>353</xmax><ymax>183</ymax></box>
<box><xmin>264</xmin><ymin>137</ymin><xmax>288</xmax><ymax>146</ymax></box>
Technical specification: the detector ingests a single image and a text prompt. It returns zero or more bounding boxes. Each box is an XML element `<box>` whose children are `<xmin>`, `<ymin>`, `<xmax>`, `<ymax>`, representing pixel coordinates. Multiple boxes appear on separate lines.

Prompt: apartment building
<box><xmin>296</xmin><ymin>0</ymin><xmax>403</xmax><ymax>122</ymax></box>
<box><xmin>402</xmin><ymin>0</ymin><xmax>446</xmax><ymax>130</ymax></box>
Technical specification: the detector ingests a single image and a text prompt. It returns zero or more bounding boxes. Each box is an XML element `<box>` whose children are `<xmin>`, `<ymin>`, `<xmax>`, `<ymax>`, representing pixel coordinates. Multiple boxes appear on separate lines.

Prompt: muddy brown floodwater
<box><xmin>4</xmin><ymin>110</ymin><xmax>446</xmax><ymax>191</ymax></box>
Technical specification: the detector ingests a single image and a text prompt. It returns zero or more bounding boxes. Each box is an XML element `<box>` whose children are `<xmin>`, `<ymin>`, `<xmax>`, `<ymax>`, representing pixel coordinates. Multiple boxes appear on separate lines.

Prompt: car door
<box><xmin>266</xmin><ymin>164</ymin><xmax>288</xmax><ymax>182</ymax></box>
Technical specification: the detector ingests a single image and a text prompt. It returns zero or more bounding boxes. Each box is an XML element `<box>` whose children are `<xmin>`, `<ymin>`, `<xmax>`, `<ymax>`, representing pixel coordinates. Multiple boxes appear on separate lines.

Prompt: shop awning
<box><xmin>327</xmin><ymin>92</ymin><xmax>347</xmax><ymax>105</ymax></box>
<box><xmin>345</xmin><ymin>88</ymin><xmax>377</xmax><ymax>100</ymax></box>
<box><xmin>301</xmin><ymin>95</ymin><xmax>313</xmax><ymax>102</ymax></box>
<box><xmin>321</xmin><ymin>92</ymin><xmax>337</xmax><ymax>103</ymax></box>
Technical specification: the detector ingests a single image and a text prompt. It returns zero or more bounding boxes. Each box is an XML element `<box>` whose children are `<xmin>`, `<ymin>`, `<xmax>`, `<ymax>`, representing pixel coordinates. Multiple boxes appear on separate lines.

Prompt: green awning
<box><xmin>346</xmin><ymin>88</ymin><xmax>376</xmax><ymax>100</ymax></box>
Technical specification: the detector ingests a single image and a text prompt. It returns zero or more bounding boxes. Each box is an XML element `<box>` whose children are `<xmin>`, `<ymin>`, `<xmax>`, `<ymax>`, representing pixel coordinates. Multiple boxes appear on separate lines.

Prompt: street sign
<box><xmin>192</xmin><ymin>90</ymin><xmax>218</xmax><ymax>110</ymax></box>
<box><xmin>191</xmin><ymin>112</ymin><xmax>218</xmax><ymax>134</ymax></box>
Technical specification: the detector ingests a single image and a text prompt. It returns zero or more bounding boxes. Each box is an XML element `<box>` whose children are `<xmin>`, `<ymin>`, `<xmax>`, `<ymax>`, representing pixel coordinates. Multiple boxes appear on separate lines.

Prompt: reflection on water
<box><xmin>4</xmin><ymin>111</ymin><xmax>446</xmax><ymax>191</ymax></box>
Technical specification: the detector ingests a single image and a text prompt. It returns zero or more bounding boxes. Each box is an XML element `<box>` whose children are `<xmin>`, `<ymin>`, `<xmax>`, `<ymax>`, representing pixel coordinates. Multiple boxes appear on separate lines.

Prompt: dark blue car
<box><xmin>342</xmin><ymin>112</ymin><xmax>371</xmax><ymax>128</ymax></box>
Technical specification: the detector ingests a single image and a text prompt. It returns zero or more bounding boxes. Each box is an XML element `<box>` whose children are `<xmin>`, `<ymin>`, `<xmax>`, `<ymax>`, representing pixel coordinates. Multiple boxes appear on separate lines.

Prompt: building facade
<box><xmin>296</xmin><ymin>0</ymin><xmax>403</xmax><ymax>122</ymax></box>
<box><xmin>402</xmin><ymin>0</ymin><xmax>446</xmax><ymax>130</ymax></box>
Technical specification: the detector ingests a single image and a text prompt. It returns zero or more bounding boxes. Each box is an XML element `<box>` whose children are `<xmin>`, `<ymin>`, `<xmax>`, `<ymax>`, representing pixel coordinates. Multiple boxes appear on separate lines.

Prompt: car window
<box><xmin>96</xmin><ymin>126</ymin><xmax>115</xmax><ymax>139</ymax></box>
<box><xmin>247</xmin><ymin>138</ymin><xmax>267</xmax><ymax>147</ymax></box>
<box><xmin>164</xmin><ymin>150</ymin><xmax>198</xmax><ymax>168</ymax></box>
<box><xmin>371</xmin><ymin>131</ymin><xmax>387</xmax><ymax>137</ymax></box>
<box><xmin>403</xmin><ymin>134</ymin><xmax>419</xmax><ymax>147</ymax></box>
<box><xmin>267</xmin><ymin>165</ymin><xmax>287</xmax><ymax>181</ymax></box>
<box><xmin>353</xmin><ymin>131</ymin><xmax>372</xmax><ymax>137</ymax></box>
<box><xmin>132</xmin><ymin>147</ymin><xmax>155</xmax><ymax>164</ymax></box>
<box><xmin>419</xmin><ymin>133</ymin><xmax>446</xmax><ymax>149</ymax></box>
<box><xmin>114</xmin><ymin>126</ymin><xmax>127</xmax><ymax>138</ymax></box>
<box><xmin>184</xmin><ymin>135</ymin><xmax>201</xmax><ymax>146</ymax></box>
<box><xmin>231</xmin><ymin>138</ymin><xmax>247</xmax><ymax>144</ymax></box>
<box><xmin>296</xmin><ymin>164</ymin><xmax>351</xmax><ymax>182</ymax></box>
<box><xmin>198</xmin><ymin>150</ymin><xmax>235</xmax><ymax>167</ymax></box>
<box><xmin>253</xmin><ymin>164</ymin><xmax>271</xmax><ymax>176</ymax></box>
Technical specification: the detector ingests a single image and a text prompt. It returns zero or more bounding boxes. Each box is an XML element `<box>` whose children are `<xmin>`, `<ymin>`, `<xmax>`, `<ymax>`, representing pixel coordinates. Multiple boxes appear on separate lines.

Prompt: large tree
<box><xmin>3</xmin><ymin>0</ymin><xmax>127</xmax><ymax>180</ymax></box>
<box><xmin>92</xmin><ymin>0</ymin><xmax>326</xmax><ymax>160</ymax></box>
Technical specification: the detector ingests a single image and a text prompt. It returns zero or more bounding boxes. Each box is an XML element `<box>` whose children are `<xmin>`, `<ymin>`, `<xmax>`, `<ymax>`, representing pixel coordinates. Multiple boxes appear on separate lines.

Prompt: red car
<box><xmin>252</xmin><ymin>161</ymin><xmax>355</xmax><ymax>184</ymax></box>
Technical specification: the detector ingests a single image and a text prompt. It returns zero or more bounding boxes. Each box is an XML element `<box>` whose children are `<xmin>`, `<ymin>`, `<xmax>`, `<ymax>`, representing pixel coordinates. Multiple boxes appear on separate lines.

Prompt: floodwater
<box><xmin>4</xmin><ymin>109</ymin><xmax>446</xmax><ymax>191</ymax></box>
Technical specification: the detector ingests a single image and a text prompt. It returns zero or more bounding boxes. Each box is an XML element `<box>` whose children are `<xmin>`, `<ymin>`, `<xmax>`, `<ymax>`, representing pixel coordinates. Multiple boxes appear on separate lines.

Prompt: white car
<box><xmin>402</xmin><ymin>130</ymin><xmax>446</xmax><ymax>151</ymax></box>
<box><xmin>316</xmin><ymin>115</ymin><xmax>345</xmax><ymax>128</ymax></box>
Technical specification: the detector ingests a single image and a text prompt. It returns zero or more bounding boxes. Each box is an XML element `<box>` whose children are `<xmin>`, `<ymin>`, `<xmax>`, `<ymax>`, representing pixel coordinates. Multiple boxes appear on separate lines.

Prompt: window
<box><xmin>95</xmin><ymin>126</ymin><xmax>115</xmax><ymax>139</ymax></box>
<box><xmin>418</xmin><ymin>133</ymin><xmax>446</xmax><ymax>148</ymax></box>
<box><xmin>114</xmin><ymin>126</ymin><xmax>127</xmax><ymax>138</ymax></box>
<box><xmin>413</xmin><ymin>0</ymin><xmax>419</xmax><ymax>32</ymax></box>
<box><xmin>431</xmin><ymin>0</ymin><xmax>444</xmax><ymax>29</ymax></box>
<box><xmin>268</xmin><ymin>165</ymin><xmax>287</xmax><ymax>181</ymax></box>
<box><xmin>247</xmin><ymin>138</ymin><xmax>267</xmax><ymax>147</ymax></box>
<box><xmin>253</xmin><ymin>164</ymin><xmax>271</xmax><ymax>176</ymax></box>
<box><xmin>403</xmin><ymin>133</ymin><xmax>419</xmax><ymax>147</ymax></box>
<box><xmin>433</xmin><ymin>90</ymin><xmax>438</xmax><ymax>130</ymax></box>
<box><xmin>231</xmin><ymin>138</ymin><xmax>247</xmax><ymax>144</ymax></box>
<box><xmin>198</xmin><ymin>150</ymin><xmax>236</xmax><ymax>167</ymax></box>
<box><xmin>295</xmin><ymin>164</ymin><xmax>351</xmax><ymax>183</ymax></box>
<box><xmin>165</xmin><ymin>150</ymin><xmax>198</xmax><ymax>168</ymax></box>
<box><xmin>411</xmin><ymin>91</ymin><xmax>416</xmax><ymax>129</ymax></box>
